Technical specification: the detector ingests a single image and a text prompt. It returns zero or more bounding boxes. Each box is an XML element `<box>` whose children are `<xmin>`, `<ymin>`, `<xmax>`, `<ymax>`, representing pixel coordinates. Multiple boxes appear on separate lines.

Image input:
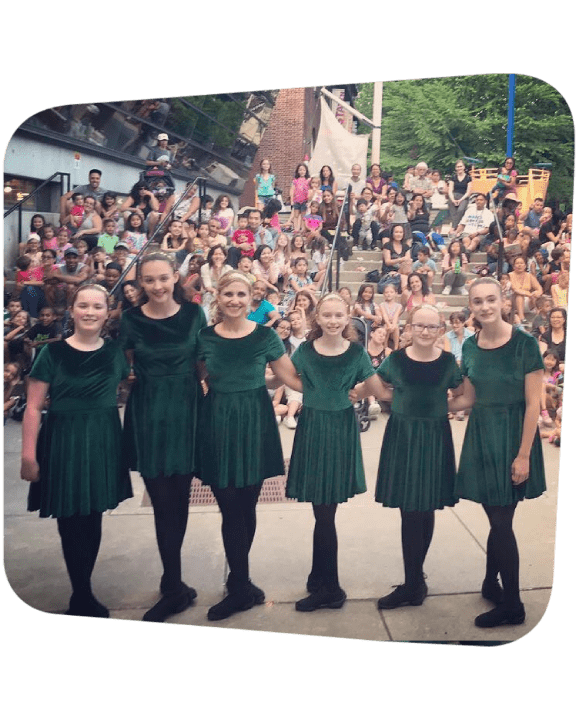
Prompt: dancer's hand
<box><xmin>21</xmin><ymin>457</ymin><xmax>40</xmax><ymax>482</ymax></box>
<box><xmin>511</xmin><ymin>455</ymin><xmax>529</xmax><ymax>485</ymax></box>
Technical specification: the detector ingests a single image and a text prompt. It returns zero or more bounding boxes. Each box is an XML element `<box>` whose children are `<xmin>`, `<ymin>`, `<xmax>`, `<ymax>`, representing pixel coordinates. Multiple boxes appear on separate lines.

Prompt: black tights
<box><xmin>57</xmin><ymin>511</ymin><xmax>103</xmax><ymax>600</ymax></box>
<box><xmin>212</xmin><ymin>484</ymin><xmax>262</xmax><ymax>588</ymax></box>
<box><xmin>310</xmin><ymin>503</ymin><xmax>340</xmax><ymax>591</ymax></box>
<box><xmin>144</xmin><ymin>474</ymin><xmax>192</xmax><ymax>594</ymax></box>
<box><xmin>482</xmin><ymin>503</ymin><xmax>520</xmax><ymax>607</ymax></box>
<box><xmin>400</xmin><ymin>510</ymin><xmax>435</xmax><ymax>590</ymax></box>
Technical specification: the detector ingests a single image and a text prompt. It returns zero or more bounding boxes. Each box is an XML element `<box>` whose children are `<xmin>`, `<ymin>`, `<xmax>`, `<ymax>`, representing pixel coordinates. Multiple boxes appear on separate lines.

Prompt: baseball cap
<box><xmin>64</xmin><ymin>248</ymin><xmax>79</xmax><ymax>256</ymax></box>
<box><xmin>114</xmin><ymin>242</ymin><xmax>130</xmax><ymax>251</ymax></box>
<box><xmin>157</xmin><ymin>133</ymin><xmax>169</xmax><ymax>141</ymax></box>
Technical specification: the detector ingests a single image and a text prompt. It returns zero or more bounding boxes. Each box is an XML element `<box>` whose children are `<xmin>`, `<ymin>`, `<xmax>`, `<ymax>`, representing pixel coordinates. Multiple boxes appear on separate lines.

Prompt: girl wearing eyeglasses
<box><xmin>352</xmin><ymin>304</ymin><xmax>462</xmax><ymax>610</ymax></box>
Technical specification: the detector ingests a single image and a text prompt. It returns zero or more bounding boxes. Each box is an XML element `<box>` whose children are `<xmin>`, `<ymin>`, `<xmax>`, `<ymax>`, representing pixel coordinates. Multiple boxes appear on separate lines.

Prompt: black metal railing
<box><xmin>4</xmin><ymin>172</ymin><xmax>71</xmax><ymax>247</ymax></box>
<box><xmin>319</xmin><ymin>183</ymin><xmax>352</xmax><ymax>296</ymax></box>
<box><xmin>110</xmin><ymin>176</ymin><xmax>207</xmax><ymax>295</ymax></box>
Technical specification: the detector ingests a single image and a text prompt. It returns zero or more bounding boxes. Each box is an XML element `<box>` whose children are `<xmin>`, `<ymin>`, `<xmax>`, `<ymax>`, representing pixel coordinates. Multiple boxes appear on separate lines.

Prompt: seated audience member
<box><xmin>248</xmin><ymin>208</ymin><xmax>274</xmax><ymax>249</ymax></box>
<box><xmin>207</xmin><ymin>218</ymin><xmax>227</xmax><ymax>249</ymax></box>
<box><xmin>15</xmin><ymin>256</ymin><xmax>44</xmax><ymax>318</ymax></box>
<box><xmin>412</xmin><ymin>246</ymin><xmax>436</xmax><ymax>284</ymax></box>
<box><xmin>509</xmin><ymin>255</ymin><xmax>542</xmax><ymax>323</ymax></box>
<box><xmin>519</xmin><ymin>197</ymin><xmax>545</xmax><ymax>238</ymax></box>
<box><xmin>59</xmin><ymin>169</ymin><xmax>109</xmax><ymax>218</ymax></box>
<box><xmin>227</xmin><ymin>212</ymin><xmax>256</xmax><ymax>268</ymax></box>
<box><xmin>539</xmin><ymin>307</ymin><xmax>567</xmax><ymax>364</ymax></box>
<box><xmin>146</xmin><ymin>133</ymin><xmax>174</xmax><ymax>168</ymax></box>
<box><xmin>70</xmin><ymin>195</ymin><xmax>103</xmax><ymax>250</ymax></box>
<box><xmin>407</xmin><ymin>162</ymin><xmax>433</xmax><ymax>201</ymax></box>
<box><xmin>23</xmin><ymin>307</ymin><xmax>62</xmax><ymax>357</ymax></box>
<box><xmin>351</xmin><ymin>198</ymin><xmax>380</xmax><ymax>250</ymax></box>
<box><xmin>441</xmin><ymin>240</ymin><xmax>469</xmax><ymax>295</ymax></box>
<box><xmin>454</xmin><ymin>193</ymin><xmax>495</xmax><ymax>252</ymax></box>
<box><xmin>52</xmin><ymin>248</ymin><xmax>90</xmax><ymax>305</ymax></box>
<box><xmin>121</xmin><ymin>213</ymin><xmax>148</xmax><ymax>253</ymax></box>
<box><xmin>247</xmin><ymin>280</ymin><xmax>281</xmax><ymax>327</ymax></box>
<box><xmin>98</xmin><ymin>218</ymin><xmax>120</xmax><ymax>255</ymax></box>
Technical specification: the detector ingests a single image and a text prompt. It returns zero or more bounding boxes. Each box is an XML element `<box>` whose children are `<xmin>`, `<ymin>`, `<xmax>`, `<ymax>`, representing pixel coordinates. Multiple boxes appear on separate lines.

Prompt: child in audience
<box><xmin>237</xmin><ymin>255</ymin><xmax>256</xmax><ymax>283</ymax></box>
<box><xmin>24</xmin><ymin>307</ymin><xmax>62</xmax><ymax>357</ymax></box>
<box><xmin>40</xmin><ymin>224</ymin><xmax>58</xmax><ymax>252</ymax></box>
<box><xmin>303</xmin><ymin>201</ymin><xmax>324</xmax><ymax>248</ymax></box>
<box><xmin>55</xmin><ymin>227</ymin><xmax>73</xmax><ymax>263</ymax></box>
<box><xmin>98</xmin><ymin>219</ymin><xmax>120</xmax><ymax>255</ymax></box>
<box><xmin>286</xmin><ymin>257</ymin><xmax>315</xmax><ymax>301</ymax></box>
<box><xmin>378</xmin><ymin>283</ymin><xmax>402</xmax><ymax>350</ymax></box>
<box><xmin>290</xmin><ymin>163</ymin><xmax>311</xmax><ymax>232</ymax></box>
<box><xmin>550</xmin><ymin>271</ymin><xmax>569</xmax><ymax>308</ymax></box>
<box><xmin>121</xmin><ymin>213</ymin><xmax>148</xmax><ymax>253</ymax></box>
<box><xmin>308</xmin><ymin>176</ymin><xmax>323</xmax><ymax>208</ymax></box>
<box><xmin>289</xmin><ymin>233</ymin><xmax>307</xmax><ymax>265</ymax></box>
<box><xmin>531</xmin><ymin>295</ymin><xmax>553</xmax><ymax>339</ymax></box>
<box><xmin>353</xmin><ymin>283</ymin><xmax>382</xmax><ymax>334</ymax></box>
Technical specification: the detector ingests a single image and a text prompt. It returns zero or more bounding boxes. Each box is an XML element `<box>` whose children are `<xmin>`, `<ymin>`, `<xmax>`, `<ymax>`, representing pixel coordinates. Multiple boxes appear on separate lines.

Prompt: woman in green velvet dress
<box><xmin>197</xmin><ymin>271</ymin><xmax>301</xmax><ymax>622</ymax></box>
<box><xmin>450</xmin><ymin>277</ymin><xmax>545</xmax><ymax>628</ymax></box>
<box><xmin>120</xmin><ymin>252</ymin><xmax>206</xmax><ymax>623</ymax></box>
<box><xmin>355</xmin><ymin>304</ymin><xmax>462</xmax><ymax>611</ymax></box>
<box><xmin>21</xmin><ymin>284</ymin><xmax>132</xmax><ymax>618</ymax></box>
<box><xmin>286</xmin><ymin>293</ymin><xmax>377</xmax><ymax>612</ymax></box>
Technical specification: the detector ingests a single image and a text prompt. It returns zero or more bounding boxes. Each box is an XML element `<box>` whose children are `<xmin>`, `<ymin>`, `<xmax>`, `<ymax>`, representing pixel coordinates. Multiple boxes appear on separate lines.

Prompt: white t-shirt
<box><xmin>461</xmin><ymin>206</ymin><xmax>494</xmax><ymax>234</ymax></box>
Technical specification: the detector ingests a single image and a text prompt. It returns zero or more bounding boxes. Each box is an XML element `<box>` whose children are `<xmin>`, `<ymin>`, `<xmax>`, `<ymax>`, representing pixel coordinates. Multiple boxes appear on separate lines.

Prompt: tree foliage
<box><xmin>355</xmin><ymin>74</ymin><xmax>574</xmax><ymax>206</ymax></box>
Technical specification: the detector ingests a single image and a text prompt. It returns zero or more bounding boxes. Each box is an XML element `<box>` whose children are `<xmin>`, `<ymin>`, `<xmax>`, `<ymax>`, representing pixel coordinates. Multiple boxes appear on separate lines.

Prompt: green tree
<box><xmin>355</xmin><ymin>74</ymin><xmax>574</xmax><ymax>206</ymax></box>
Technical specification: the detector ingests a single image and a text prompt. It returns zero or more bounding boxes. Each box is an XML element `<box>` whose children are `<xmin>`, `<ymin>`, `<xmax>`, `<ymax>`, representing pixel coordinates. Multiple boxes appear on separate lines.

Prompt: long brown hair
<box><xmin>307</xmin><ymin>293</ymin><xmax>357</xmax><ymax>342</ymax></box>
<box><xmin>138</xmin><ymin>251</ymin><xmax>186</xmax><ymax>305</ymax></box>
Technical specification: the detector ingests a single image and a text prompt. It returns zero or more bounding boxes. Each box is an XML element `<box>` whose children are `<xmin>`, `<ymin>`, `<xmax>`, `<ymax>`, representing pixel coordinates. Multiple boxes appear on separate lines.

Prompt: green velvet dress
<box><xmin>455</xmin><ymin>328</ymin><xmax>546</xmax><ymax>505</ymax></box>
<box><xmin>375</xmin><ymin>349</ymin><xmax>462</xmax><ymax>511</ymax></box>
<box><xmin>286</xmin><ymin>341</ymin><xmax>374</xmax><ymax>504</ymax></box>
<box><xmin>120</xmin><ymin>302</ymin><xmax>206</xmax><ymax>479</ymax></box>
<box><xmin>27</xmin><ymin>340</ymin><xmax>132</xmax><ymax>518</ymax></box>
<box><xmin>197</xmin><ymin>323</ymin><xmax>286</xmax><ymax>489</ymax></box>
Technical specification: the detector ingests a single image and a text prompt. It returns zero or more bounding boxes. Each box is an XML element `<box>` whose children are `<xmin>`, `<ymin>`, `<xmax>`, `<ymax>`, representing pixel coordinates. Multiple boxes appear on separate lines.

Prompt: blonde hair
<box><xmin>212</xmin><ymin>271</ymin><xmax>252</xmax><ymax>324</ymax></box>
<box><xmin>308</xmin><ymin>293</ymin><xmax>357</xmax><ymax>342</ymax></box>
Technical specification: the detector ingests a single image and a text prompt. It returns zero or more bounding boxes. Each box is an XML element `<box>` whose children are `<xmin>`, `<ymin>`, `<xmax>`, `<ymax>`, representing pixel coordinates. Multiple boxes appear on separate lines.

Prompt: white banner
<box><xmin>309</xmin><ymin>96</ymin><xmax>369</xmax><ymax>191</ymax></box>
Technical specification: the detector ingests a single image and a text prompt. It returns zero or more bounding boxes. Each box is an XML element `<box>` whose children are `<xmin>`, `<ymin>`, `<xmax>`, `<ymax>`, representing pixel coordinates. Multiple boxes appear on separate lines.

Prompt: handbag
<box><xmin>365</xmin><ymin>269</ymin><xmax>380</xmax><ymax>283</ymax></box>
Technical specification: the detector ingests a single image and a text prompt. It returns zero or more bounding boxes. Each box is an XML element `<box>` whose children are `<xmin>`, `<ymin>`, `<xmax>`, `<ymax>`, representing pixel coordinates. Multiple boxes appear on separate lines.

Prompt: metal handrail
<box><xmin>319</xmin><ymin>183</ymin><xmax>352</xmax><ymax>296</ymax></box>
<box><xmin>4</xmin><ymin>172</ymin><xmax>71</xmax><ymax>249</ymax></box>
<box><xmin>110</xmin><ymin>176</ymin><xmax>207</xmax><ymax>295</ymax></box>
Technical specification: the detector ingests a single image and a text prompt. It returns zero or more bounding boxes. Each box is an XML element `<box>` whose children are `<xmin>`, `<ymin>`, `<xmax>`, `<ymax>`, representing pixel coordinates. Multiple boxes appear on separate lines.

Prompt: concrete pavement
<box><xmin>3</xmin><ymin>411</ymin><xmax>558</xmax><ymax>644</ymax></box>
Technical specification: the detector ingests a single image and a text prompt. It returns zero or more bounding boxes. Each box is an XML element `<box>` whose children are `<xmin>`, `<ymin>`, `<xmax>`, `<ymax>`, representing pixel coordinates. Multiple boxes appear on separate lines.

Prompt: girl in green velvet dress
<box><xmin>355</xmin><ymin>304</ymin><xmax>463</xmax><ymax>611</ymax></box>
<box><xmin>197</xmin><ymin>272</ymin><xmax>301</xmax><ymax>622</ymax></box>
<box><xmin>286</xmin><ymin>293</ymin><xmax>378</xmax><ymax>612</ymax></box>
<box><xmin>450</xmin><ymin>277</ymin><xmax>545</xmax><ymax>628</ymax></box>
<box><xmin>120</xmin><ymin>252</ymin><xmax>206</xmax><ymax>623</ymax></box>
<box><xmin>21</xmin><ymin>284</ymin><xmax>132</xmax><ymax>618</ymax></box>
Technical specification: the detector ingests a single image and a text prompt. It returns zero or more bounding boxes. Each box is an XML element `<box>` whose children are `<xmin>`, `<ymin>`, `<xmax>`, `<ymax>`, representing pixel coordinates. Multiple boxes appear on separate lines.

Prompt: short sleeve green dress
<box><xmin>197</xmin><ymin>323</ymin><xmax>286</xmax><ymax>489</ymax></box>
<box><xmin>286</xmin><ymin>340</ymin><xmax>375</xmax><ymax>504</ymax></box>
<box><xmin>120</xmin><ymin>302</ymin><xmax>206</xmax><ymax>479</ymax></box>
<box><xmin>455</xmin><ymin>328</ymin><xmax>546</xmax><ymax>505</ymax></box>
<box><xmin>27</xmin><ymin>339</ymin><xmax>132</xmax><ymax>518</ymax></box>
<box><xmin>375</xmin><ymin>349</ymin><xmax>462</xmax><ymax>511</ymax></box>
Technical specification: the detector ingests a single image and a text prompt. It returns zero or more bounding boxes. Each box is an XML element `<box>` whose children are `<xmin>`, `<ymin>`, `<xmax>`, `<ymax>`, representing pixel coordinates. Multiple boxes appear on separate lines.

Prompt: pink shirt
<box><xmin>292</xmin><ymin>177</ymin><xmax>310</xmax><ymax>203</ymax></box>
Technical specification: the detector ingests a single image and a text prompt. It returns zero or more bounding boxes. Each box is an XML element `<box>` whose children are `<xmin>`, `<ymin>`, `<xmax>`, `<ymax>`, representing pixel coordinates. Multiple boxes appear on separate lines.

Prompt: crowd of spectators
<box><xmin>4</xmin><ymin>146</ymin><xmax>571</xmax><ymax>442</ymax></box>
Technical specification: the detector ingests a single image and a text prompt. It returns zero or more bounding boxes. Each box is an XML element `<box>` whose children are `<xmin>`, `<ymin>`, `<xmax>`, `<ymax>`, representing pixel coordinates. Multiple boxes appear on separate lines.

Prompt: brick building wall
<box><xmin>239</xmin><ymin>87</ymin><xmax>320</xmax><ymax>210</ymax></box>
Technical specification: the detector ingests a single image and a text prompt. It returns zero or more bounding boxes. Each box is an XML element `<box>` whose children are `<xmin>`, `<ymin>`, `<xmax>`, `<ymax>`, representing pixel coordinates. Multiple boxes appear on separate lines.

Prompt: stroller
<box><xmin>350</xmin><ymin>316</ymin><xmax>371</xmax><ymax>433</ymax></box>
<box><xmin>139</xmin><ymin>167</ymin><xmax>176</xmax><ymax>197</ymax></box>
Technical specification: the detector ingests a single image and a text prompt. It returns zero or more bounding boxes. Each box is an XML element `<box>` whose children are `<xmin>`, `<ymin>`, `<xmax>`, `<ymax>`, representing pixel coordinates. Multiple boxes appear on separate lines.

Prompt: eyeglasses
<box><xmin>412</xmin><ymin>323</ymin><xmax>441</xmax><ymax>333</ymax></box>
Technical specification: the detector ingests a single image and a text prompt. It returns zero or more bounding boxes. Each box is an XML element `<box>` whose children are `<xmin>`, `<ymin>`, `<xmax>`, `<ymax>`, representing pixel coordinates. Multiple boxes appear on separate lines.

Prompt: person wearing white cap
<box><xmin>146</xmin><ymin>133</ymin><xmax>174</xmax><ymax>168</ymax></box>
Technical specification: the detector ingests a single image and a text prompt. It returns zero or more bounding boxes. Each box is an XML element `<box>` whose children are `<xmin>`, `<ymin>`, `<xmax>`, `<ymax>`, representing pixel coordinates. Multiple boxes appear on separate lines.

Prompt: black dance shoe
<box><xmin>207</xmin><ymin>588</ymin><xmax>255</xmax><ymax>621</ymax></box>
<box><xmin>474</xmin><ymin>603</ymin><xmax>525</xmax><ymax>628</ymax></box>
<box><xmin>160</xmin><ymin>577</ymin><xmax>198</xmax><ymax>601</ymax></box>
<box><xmin>481</xmin><ymin>579</ymin><xmax>504</xmax><ymax>605</ymax></box>
<box><xmin>142</xmin><ymin>586</ymin><xmax>195</xmax><ymax>622</ymax></box>
<box><xmin>227</xmin><ymin>573</ymin><xmax>265</xmax><ymax>605</ymax></box>
<box><xmin>377</xmin><ymin>581</ymin><xmax>428</xmax><ymax>610</ymax></box>
<box><xmin>295</xmin><ymin>587</ymin><xmax>347</xmax><ymax>612</ymax></box>
<box><xmin>66</xmin><ymin>592</ymin><xmax>110</xmax><ymax>619</ymax></box>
